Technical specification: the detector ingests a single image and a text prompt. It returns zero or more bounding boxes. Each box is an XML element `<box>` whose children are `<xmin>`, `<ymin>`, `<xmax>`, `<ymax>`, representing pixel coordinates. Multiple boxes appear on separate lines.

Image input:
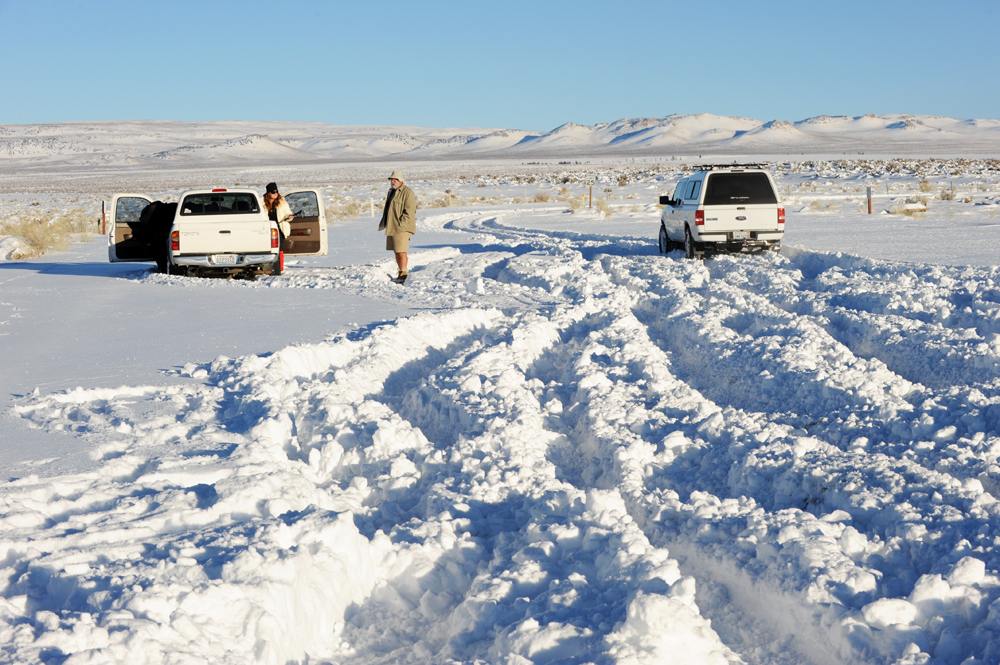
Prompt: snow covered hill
<box><xmin>2</xmin><ymin>160</ymin><xmax>1000</xmax><ymax>664</ymax></box>
<box><xmin>1</xmin><ymin>113</ymin><xmax>999</xmax><ymax>174</ymax></box>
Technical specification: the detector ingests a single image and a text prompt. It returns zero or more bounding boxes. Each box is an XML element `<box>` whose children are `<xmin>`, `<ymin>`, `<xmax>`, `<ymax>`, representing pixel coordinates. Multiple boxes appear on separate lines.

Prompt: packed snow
<box><xmin>1</xmin><ymin>159</ymin><xmax>1000</xmax><ymax>665</ymax></box>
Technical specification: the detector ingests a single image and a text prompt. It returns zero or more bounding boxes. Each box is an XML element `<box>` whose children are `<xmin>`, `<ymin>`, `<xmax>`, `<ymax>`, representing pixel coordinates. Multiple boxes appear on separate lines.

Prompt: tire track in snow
<box><xmin>444</xmin><ymin>219</ymin><xmax>1000</xmax><ymax>663</ymax></box>
<box><xmin>709</xmin><ymin>250</ymin><xmax>1000</xmax><ymax>394</ymax></box>
<box><xmin>515</xmin><ymin>282</ymin><xmax>995</xmax><ymax>665</ymax></box>
<box><xmin>6</xmin><ymin>210</ymin><xmax>1000</xmax><ymax>664</ymax></box>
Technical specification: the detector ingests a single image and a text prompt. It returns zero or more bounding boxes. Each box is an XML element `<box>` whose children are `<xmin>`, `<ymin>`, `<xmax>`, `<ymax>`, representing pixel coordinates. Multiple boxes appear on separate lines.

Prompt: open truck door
<box><xmin>107</xmin><ymin>194</ymin><xmax>154</xmax><ymax>262</ymax></box>
<box><xmin>282</xmin><ymin>189</ymin><xmax>328</xmax><ymax>257</ymax></box>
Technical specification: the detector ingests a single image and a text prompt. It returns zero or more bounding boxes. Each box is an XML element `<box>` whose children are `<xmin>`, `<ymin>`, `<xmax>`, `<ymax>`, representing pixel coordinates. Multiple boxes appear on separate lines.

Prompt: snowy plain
<box><xmin>1</xmin><ymin>154</ymin><xmax>1000</xmax><ymax>665</ymax></box>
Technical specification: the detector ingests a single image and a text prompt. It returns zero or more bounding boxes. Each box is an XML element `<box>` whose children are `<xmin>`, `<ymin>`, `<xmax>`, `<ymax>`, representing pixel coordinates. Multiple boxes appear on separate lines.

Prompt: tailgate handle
<box><xmin>294</xmin><ymin>229</ymin><xmax>312</xmax><ymax>236</ymax></box>
<box><xmin>219</xmin><ymin>230</ymin><xmax>231</xmax><ymax>234</ymax></box>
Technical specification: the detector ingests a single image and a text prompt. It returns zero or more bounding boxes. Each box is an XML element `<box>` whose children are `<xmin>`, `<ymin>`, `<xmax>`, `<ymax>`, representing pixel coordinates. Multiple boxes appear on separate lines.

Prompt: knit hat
<box><xmin>265</xmin><ymin>182</ymin><xmax>278</xmax><ymax>194</ymax></box>
<box><xmin>388</xmin><ymin>171</ymin><xmax>404</xmax><ymax>182</ymax></box>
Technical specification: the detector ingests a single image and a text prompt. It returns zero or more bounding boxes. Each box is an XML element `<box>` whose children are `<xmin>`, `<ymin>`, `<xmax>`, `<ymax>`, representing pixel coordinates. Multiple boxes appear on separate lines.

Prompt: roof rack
<box><xmin>686</xmin><ymin>163</ymin><xmax>768</xmax><ymax>171</ymax></box>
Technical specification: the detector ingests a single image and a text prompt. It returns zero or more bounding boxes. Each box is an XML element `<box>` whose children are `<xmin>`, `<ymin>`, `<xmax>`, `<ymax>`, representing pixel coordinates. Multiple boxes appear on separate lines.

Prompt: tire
<box><xmin>658</xmin><ymin>224</ymin><xmax>670</xmax><ymax>254</ymax></box>
<box><xmin>269</xmin><ymin>260</ymin><xmax>282</xmax><ymax>277</ymax></box>
<box><xmin>684</xmin><ymin>226</ymin><xmax>699</xmax><ymax>260</ymax></box>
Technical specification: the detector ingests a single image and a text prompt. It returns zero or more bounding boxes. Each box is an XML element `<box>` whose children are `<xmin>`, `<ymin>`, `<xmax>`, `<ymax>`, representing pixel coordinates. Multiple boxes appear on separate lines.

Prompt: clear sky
<box><xmin>1</xmin><ymin>0</ymin><xmax>996</xmax><ymax>130</ymax></box>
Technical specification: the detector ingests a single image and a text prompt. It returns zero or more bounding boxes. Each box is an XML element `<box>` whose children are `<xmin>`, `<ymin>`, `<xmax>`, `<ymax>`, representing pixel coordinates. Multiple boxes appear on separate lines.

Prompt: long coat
<box><xmin>266</xmin><ymin>197</ymin><xmax>294</xmax><ymax>236</ymax></box>
<box><xmin>381</xmin><ymin>184</ymin><xmax>416</xmax><ymax>236</ymax></box>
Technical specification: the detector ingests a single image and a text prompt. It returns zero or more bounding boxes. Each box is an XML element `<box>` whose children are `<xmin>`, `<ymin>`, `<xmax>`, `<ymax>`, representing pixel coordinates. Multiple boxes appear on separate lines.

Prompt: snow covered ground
<box><xmin>2</xmin><ymin>160</ymin><xmax>1000</xmax><ymax>664</ymax></box>
<box><xmin>2</xmin><ymin>115</ymin><xmax>999</xmax><ymax>172</ymax></box>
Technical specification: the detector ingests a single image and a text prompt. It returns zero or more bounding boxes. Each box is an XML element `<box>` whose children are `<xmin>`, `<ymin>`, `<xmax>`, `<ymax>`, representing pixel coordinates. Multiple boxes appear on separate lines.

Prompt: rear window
<box><xmin>703</xmin><ymin>173</ymin><xmax>777</xmax><ymax>205</ymax></box>
<box><xmin>180</xmin><ymin>193</ymin><xmax>260</xmax><ymax>215</ymax></box>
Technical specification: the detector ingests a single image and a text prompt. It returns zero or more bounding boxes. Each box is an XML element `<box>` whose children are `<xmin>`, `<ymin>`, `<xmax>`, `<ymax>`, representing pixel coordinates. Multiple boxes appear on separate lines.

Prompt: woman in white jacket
<box><xmin>263</xmin><ymin>182</ymin><xmax>294</xmax><ymax>249</ymax></box>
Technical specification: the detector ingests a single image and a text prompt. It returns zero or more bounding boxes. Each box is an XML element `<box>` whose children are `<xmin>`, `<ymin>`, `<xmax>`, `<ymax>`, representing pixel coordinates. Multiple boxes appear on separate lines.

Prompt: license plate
<box><xmin>212</xmin><ymin>254</ymin><xmax>237</xmax><ymax>265</ymax></box>
<box><xmin>731</xmin><ymin>231</ymin><xmax>750</xmax><ymax>240</ymax></box>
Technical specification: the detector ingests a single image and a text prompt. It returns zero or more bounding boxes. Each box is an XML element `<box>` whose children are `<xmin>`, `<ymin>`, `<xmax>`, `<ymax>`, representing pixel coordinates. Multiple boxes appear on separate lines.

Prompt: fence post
<box><xmin>867</xmin><ymin>187</ymin><xmax>872</xmax><ymax>214</ymax></box>
<box><xmin>102</xmin><ymin>200</ymin><xmax>106</xmax><ymax>235</ymax></box>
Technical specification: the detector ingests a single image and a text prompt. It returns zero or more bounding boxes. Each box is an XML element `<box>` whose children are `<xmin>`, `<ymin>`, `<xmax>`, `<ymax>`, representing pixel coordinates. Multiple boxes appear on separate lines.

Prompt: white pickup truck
<box><xmin>108</xmin><ymin>187</ymin><xmax>328</xmax><ymax>277</ymax></box>
<box><xmin>658</xmin><ymin>165</ymin><xmax>784</xmax><ymax>259</ymax></box>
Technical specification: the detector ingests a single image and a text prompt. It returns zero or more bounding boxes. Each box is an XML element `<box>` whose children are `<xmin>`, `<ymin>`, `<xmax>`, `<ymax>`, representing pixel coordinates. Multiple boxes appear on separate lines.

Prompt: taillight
<box><xmin>778</xmin><ymin>208</ymin><xmax>785</xmax><ymax>224</ymax></box>
<box><xmin>170</xmin><ymin>230</ymin><xmax>180</xmax><ymax>251</ymax></box>
<box><xmin>271</xmin><ymin>228</ymin><xmax>279</xmax><ymax>248</ymax></box>
<box><xmin>695</xmin><ymin>210</ymin><xmax>705</xmax><ymax>226</ymax></box>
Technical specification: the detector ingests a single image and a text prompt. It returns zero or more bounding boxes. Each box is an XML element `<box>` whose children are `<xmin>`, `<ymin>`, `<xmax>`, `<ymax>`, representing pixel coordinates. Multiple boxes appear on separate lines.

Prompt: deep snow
<box><xmin>1</xmin><ymin>162</ymin><xmax>1000</xmax><ymax>665</ymax></box>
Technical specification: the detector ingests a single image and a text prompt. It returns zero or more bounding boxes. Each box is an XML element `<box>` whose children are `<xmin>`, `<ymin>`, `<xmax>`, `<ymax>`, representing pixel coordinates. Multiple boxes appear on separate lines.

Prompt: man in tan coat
<box><xmin>378</xmin><ymin>170</ymin><xmax>417</xmax><ymax>283</ymax></box>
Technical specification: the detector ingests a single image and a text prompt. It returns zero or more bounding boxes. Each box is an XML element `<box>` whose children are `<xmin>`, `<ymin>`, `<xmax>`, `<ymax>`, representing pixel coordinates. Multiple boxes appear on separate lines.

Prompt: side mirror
<box><xmin>658</xmin><ymin>195</ymin><xmax>674</xmax><ymax>206</ymax></box>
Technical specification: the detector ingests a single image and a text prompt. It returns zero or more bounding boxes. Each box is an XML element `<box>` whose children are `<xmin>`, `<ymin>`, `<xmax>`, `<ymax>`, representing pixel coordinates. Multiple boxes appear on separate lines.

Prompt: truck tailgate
<box><xmin>176</xmin><ymin>218</ymin><xmax>273</xmax><ymax>254</ymax></box>
<box><xmin>703</xmin><ymin>205</ymin><xmax>780</xmax><ymax>233</ymax></box>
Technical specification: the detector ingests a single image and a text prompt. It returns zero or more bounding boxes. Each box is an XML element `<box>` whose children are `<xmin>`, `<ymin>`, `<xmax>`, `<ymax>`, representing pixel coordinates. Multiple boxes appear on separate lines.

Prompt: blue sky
<box><xmin>1</xmin><ymin>0</ymin><xmax>997</xmax><ymax>130</ymax></box>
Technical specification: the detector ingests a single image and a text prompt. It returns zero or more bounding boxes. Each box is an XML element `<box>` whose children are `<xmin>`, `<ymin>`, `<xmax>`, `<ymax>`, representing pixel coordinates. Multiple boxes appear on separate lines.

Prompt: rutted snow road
<box><xmin>4</xmin><ymin>210</ymin><xmax>1000</xmax><ymax>665</ymax></box>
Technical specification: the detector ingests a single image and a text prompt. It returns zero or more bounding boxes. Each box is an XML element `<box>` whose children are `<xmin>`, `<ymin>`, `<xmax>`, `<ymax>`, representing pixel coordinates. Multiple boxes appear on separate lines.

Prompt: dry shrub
<box><xmin>962</xmin><ymin>196</ymin><xmax>975</xmax><ymax>203</ymax></box>
<box><xmin>918</xmin><ymin>179</ymin><xmax>932</xmax><ymax>192</ymax></box>
<box><xmin>1</xmin><ymin>208</ymin><xmax>95</xmax><ymax>259</ymax></box>
<box><xmin>568</xmin><ymin>197</ymin><xmax>582</xmax><ymax>211</ymax></box>
<box><xmin>938</xmin><ymin>187</ymin><xmax>955</xmax><ymax>201</ymax></box>
<box><xmin>889</xmin><ymin>204</ymin><xmax>925</xmax><ymax>217</ymax></box>
<box><xmin>559</xmin><ymin>187</ymin><xmax>569</xmax><ymax>196</ymax></box>
<box><xmin>329</xmin><ymin>198</ymin><xmax>365</xmax><ymax>219</ymax></box>
<box><xmin>808</xmin><ymin>200</ymin><xmax>837</xmax><ymax>212</ymax></box>
<box><xmin>595</xmin><ymin>198</ymin><xmax>613</xmax><ymax>217</ymax></box>
<box><xmin>532</xmin><ymin>193</ymin><xmax>550</xmax><ymax>203</ymax></box>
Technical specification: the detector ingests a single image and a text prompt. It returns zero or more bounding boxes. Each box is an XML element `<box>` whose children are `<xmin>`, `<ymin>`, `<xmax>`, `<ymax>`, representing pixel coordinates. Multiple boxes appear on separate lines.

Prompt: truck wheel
<box><xmin>684</xmin><ymin>226</ymin><xmax>699</xmax><ymax>260</ymax></box>
<box><xmin>658</xmin><ymin>225</ymin><xmax>671</xmax><ymax>254</ymax></box>
<box><xmin>269</xmin><ymin>260</ymin><xmax>282</xmax><ymax>277</ymax></box>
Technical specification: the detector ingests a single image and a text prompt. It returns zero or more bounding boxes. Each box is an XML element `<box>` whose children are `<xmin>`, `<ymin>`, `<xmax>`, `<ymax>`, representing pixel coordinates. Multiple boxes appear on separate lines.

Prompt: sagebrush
<box><xmin>0</xmin><ymin>209</ymin><xmax>95</xmax><ymax>259</ymax></box>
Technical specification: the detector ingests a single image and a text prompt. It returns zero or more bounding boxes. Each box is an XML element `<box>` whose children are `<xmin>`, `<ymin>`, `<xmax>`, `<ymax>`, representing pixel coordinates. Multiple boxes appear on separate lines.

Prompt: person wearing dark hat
<box><xmin>378</xmin><ymin>170</ymin><xmax>416</xmax><ymax>283</ymax></box>
<box><xmin>264</xmin><ymin>182</ymin><xmax>294</xmax><ymax>237</ymax></box>
<box><xmin>263</xmin><ymin>182</ymin><xmax>294</xmax><ymax>269</ymax></box>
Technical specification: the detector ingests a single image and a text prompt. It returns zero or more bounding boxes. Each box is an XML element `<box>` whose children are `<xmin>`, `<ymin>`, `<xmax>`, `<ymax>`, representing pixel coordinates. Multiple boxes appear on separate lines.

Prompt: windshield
<box><xmin>703</xmin><ymin>173</ymin><xmax>777</xmax><ymax>205</ymax></box>
<box><xmin>180</xmin><ymin>193</ymin><xmax>260</xmax><ymax>215</ymax></box>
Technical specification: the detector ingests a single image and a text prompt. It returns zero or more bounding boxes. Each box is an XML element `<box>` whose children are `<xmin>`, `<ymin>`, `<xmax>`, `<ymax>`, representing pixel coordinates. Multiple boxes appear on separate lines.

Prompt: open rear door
<box><xmin>283</xmin><ymin>189</ymin><xmax>328</xmax><ymax>256</ymax></box>
<box><xmin>108</xmin><ymin>194</ymin><xmax>154</xmax><ymax>262</ymax></box>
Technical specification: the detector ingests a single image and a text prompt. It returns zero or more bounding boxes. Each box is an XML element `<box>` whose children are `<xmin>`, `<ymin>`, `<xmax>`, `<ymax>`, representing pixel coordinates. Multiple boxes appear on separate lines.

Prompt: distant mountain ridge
<box><xmin>1</xmin><ymin>113</ymin><xmax>998</xmax><ymax>173</ymax></box>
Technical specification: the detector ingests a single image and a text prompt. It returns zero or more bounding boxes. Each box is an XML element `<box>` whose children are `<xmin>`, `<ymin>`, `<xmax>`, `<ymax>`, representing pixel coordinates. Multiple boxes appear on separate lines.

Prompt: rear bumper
<box><xmin>171</xmin><ymin>253</ymin><xmax>277</xmax><ymax>268</ymax></box>
<box><xmin>696</xmin><ymin>231</ymin><xmax>783</xmax><ymax>243</ymax></box>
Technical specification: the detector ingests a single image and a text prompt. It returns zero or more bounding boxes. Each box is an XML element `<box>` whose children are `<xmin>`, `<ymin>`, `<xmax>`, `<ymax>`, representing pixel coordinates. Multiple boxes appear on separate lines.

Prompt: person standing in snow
<box><xmin>263</xmin><ymin>182</ymin><xmax>294</xmax><ymax>250</ymax></box>
<box><xmin>378</xmin><ymin>170</ymin><xmax>416</xmax><ymax>284</ymax></box>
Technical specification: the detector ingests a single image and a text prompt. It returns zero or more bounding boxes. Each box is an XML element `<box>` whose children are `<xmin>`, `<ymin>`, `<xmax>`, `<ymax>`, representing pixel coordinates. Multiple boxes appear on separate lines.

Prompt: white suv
<box><xmin>658</xmin><ymin>165</ymin><xmax>784</xmax><ymax>259</ymax></box>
